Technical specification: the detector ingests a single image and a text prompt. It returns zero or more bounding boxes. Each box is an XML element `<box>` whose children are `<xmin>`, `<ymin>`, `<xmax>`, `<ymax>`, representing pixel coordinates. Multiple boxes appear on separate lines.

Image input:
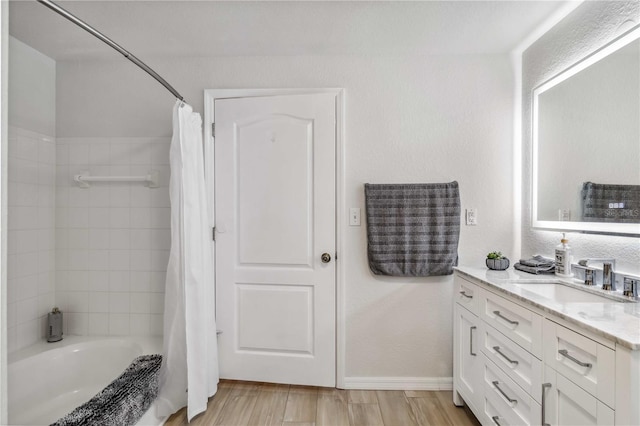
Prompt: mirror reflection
<box><xmin>533</xmin><ymin>31</ymin><xmax>640</xmax><ymax>233</ymax></box>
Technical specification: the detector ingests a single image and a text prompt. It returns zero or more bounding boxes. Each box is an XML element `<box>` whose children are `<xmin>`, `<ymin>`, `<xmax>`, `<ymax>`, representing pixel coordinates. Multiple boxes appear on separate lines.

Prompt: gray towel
<box><xmin>364</xmin><ymin>182</ymin><xmax>460</xmax><ymax>277</ymax></box>
<box><xmin>518</xmin><ymin>255</ymin><xmax>555</xmax><ymax>268</ymax></box>
<box><xmin>581</xmin><ymin>182</ymin><xmax>640</xmax><ymax>223</ymax></box>
<box><xmin>514</xmin><ymin>255</ymin><xmax>556</xmax><ymax>274</ymax></box>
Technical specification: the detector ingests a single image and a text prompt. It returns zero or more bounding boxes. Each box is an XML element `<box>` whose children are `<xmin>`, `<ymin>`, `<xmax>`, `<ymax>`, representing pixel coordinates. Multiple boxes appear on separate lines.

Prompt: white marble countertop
<box><xmin>455</xmin><ymin>266</ymin><xmax>640</xmax><ymax>350</ymax></box>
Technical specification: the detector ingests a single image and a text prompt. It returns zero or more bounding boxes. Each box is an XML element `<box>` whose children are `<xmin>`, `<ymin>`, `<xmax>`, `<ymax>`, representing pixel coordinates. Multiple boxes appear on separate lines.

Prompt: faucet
<box><xmin>577</xmin><ymin>258</ymin><xmax>617</xmax><ymax>289</ymax></box>
<box><xmin>602</xmin><ymin>262</ymin><xmax>615</xmax><ymax>291</ymax></box>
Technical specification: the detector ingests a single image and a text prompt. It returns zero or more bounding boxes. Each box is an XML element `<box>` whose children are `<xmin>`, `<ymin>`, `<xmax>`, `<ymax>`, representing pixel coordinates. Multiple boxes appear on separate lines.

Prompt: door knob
<box><xmin>321</xmin><ymin>253</ymin><xmax>332</xmax><ymax>263</ymax></box>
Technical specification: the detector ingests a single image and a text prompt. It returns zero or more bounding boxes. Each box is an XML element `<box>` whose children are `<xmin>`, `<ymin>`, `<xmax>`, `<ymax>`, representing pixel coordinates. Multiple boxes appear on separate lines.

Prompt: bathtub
<box><xmin>8</xmin><ymin>336</ymin><xmax>166</xmax><ymax>426</ymax></box>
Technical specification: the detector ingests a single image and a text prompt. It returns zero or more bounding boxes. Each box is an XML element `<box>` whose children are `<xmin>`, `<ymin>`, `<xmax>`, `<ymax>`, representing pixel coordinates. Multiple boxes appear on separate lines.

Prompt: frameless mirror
<box><xmin>532</xmin><ymin>27</ymin><xmax>640</xmax><ymax>235</ymax></box>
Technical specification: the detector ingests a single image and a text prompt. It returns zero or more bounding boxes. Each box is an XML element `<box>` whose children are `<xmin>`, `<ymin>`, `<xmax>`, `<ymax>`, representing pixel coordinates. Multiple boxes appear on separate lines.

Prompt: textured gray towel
<box><xmin>581</xmin><ymin>182</ymin><xmax>640</xmax><ymax>223</ymax></box>
<box><xmin>51</xmin><ymin>354</ymin><xmax>162</xmax><ymax>426</ymax></box>
<box><xmin>365</xmin><ymin>182</ymin><xmax>460</xmax><ymax>277</ymax></box>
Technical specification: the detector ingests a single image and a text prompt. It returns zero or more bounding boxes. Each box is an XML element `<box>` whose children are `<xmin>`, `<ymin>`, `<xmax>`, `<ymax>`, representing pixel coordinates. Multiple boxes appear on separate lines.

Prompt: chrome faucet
<box><xmin>602</xmin><ymin>262</ymin><xmax>615</xmax><ymax>291</ymax></box>
<box><xmin>577</xmin><ymin>258</ymin><xmax>617</xmax><ymax>289</ymax></box>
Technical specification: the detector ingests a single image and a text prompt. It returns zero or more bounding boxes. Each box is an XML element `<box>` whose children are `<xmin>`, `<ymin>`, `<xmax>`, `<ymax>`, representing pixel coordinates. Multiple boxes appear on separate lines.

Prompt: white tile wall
<box><xmin>56</xmin><ymin>137</ymin><xmax>170</xmax><ymax>337</ymax></box>
<box><xmin>7</xmin><ymin>126</ymin><xmax>56</xmax><ymax>353</ymax></box>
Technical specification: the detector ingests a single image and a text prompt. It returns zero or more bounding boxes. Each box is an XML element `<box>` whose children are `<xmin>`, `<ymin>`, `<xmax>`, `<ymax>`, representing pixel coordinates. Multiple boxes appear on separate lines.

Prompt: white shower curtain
<box><xmin>156</xmin><ymin>101</ymin><xmax>218</xmax><ymax>421</ymax></box>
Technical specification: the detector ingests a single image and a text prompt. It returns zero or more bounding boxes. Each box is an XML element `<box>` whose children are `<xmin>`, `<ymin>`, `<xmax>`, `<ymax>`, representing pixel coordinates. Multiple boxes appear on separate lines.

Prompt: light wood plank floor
<box><xmin>165</xmin><ymin>380</ymin><xmax>481</xmax><ymax>426</ymax></box>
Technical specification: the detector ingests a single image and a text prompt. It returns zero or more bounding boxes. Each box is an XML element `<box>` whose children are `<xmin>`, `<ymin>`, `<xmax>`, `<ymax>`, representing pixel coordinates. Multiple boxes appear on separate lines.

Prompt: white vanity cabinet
<box><xmin>453</xmin><ymin>269</ymin><xmax>640</xmax><ymax>426</ymax></box>
<box><xmin>454</xmin><ymin>275</ymin><xmax>542</xmax><ymax>425</ymax></box>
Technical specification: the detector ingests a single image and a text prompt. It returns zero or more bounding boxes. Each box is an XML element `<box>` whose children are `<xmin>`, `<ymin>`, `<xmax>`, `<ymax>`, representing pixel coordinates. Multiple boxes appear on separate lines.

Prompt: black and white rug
<box><xmin>51</xmin><ymin>354</ymin><xmax>162</xmax><ymax>426</ymax></box>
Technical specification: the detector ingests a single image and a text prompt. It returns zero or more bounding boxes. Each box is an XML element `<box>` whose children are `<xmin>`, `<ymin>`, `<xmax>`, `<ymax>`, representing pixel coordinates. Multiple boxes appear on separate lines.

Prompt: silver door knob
<box><xmin>321</xmin><ymin>253</ymin><xmax>331</xmax><ymax>263</ymax></box>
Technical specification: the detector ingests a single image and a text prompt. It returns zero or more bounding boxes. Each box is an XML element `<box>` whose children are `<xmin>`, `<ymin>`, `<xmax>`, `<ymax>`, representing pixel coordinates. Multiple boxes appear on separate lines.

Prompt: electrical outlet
<box><xmin>466</xmin><ymin>208</ymin><xmax>478</xmax><ymax>226</ymax></box>
<box><xmin>349</xmin><ymin>208</ymin><xmax>361</xmax><ymax>226</ymax></box>
<box><xmin>558</xmin><ymin>209</ymin><xmax>571</xmax><ymax>221</ymax></box>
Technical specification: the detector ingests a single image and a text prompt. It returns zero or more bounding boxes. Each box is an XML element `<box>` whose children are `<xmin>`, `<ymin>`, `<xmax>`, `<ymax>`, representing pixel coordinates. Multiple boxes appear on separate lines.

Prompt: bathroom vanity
<box><xmin>453</xmin><ymin>266</ymin><xmax>640</xmax><ymax>426</ymax></box>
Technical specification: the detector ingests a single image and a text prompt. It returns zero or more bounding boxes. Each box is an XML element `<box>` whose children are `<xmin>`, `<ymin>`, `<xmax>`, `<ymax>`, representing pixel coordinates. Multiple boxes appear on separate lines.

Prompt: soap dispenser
<box><xmin>555</xmin><ymin>233</ymin><xmax>572</xmax><ymax>277</ymax></box>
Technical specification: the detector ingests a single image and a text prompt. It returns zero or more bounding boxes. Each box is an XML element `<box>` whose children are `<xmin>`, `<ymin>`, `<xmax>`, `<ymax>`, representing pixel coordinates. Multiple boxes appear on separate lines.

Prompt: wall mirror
<box><xmin>532</xmin><ymin>26</ymin><xmax>640</xmax><ymax>236</ymax></box>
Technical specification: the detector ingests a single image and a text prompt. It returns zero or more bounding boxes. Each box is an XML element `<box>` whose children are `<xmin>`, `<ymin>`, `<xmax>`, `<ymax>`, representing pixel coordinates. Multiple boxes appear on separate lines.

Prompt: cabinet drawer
<box><xmin>455</xmin><ymin>276</ymin><xmax>480</xmax><ymax>315</ymax></box>
<box><xmin>481</xmin><ymin>291</ymin><xmax>542</xmax><ymax>358</ymax></box>
<box><xmin>543</xmin><ymin>320</ymin><xmax>615</xmax><ymax>409</ymax></box>
<box><xmin>482</xmin><ymin>354</ymin><xmax>541</xmax><ymax>426</ymax></box>
<box><xmin>480</xmin><ymin>322</ymin><xmax>542</xmax><ymax>403</ymax></box>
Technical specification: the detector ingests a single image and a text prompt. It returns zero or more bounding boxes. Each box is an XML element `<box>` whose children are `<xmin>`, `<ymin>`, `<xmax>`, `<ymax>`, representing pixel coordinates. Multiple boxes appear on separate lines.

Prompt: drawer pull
<box><xmin>542</xmin><ymin>383</ymin><xmax>552</xmax><ymax>426</ymax></box>
<box><xmin>491</xmin><ymin>416</ymin><xmax>501</xmax><ymax>426</ymax></box>
<box><xmin>470</xmin><ymin>326</ymin><xmax>477</xmax><ymax>356</ymax></box>
<box><xmin>558</xmin><ymin>349</ymin><xmax>592</xmax><ymax>368</ymax></box>
<box><xmin>493</xmin><ymin>346</ymin><xmax>519</xmax><ymax>365</ymax></box>
<box><xmin>493</xmin><ymin>310</ymin><xmax>519</xmax><ymax>326</ymax></box>
<box><xmin>492</xmin><ymin>380</ymin><xmax>517</xmax><ymax>404</ymax></box>
<box><xmin>459</xmin><ymin>291</ymin><xmax>473</xmax><ymax>299</ymax></box>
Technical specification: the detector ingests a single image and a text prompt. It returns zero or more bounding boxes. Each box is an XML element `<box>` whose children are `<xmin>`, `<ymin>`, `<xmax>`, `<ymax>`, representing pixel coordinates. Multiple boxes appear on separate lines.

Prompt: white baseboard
<box><xmin>342</xmin><ymin>377</ymin><xmax>453</xmax><ymax>390</ymax></box>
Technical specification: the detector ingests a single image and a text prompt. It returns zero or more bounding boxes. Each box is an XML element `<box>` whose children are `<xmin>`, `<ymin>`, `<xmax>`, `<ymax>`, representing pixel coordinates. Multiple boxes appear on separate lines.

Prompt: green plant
<box><xmin>487</xmin><ymin>251</ymin><xmax>504</xmax><ymax>259</ymax></box>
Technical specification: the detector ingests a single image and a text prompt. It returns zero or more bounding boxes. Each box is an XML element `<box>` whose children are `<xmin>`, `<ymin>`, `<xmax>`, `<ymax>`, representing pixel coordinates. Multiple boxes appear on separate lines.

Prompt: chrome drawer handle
<box><xmin>558</xmin><ymin>349</ymin><xmax>592</xmax><ymax>368</ymax></box>
<box><xmin>493</xmin><ymin>346</ymin><xmax>519</xmax><ymax>365</ymax></box>
<box><xmin>459</xmin><ymin>291</ymin><xmax>473</xmax><ymax>299</ymax></box>
<box><xmin>542</xmin><ymin>383</ymin><xmax>552</xmax><ymax>426</ymax></box>
<box><xmin>493</xmin><ymin>310</ymin><xmax>519</xmax><ymax>326</ymax></box>
<box><xmin>492</xmin><ymin>380</ymin><xmax>517</xmax><ymax>404</ymax></box>
<box><xmin>470</xmin><ymin>326</ymin><xmax>477</xmax><ymax>356</ymax></box>
<box><xmin>492</xmin><ymin>415</ymin><xmax>501</xmax><ymax>426</ymax></box>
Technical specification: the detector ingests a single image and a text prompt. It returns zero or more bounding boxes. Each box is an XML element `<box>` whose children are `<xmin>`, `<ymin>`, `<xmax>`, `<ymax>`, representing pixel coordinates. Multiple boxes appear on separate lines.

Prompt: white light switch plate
<box><xmin>349</xmin><ymin>208</ymin><xmax>361</xmax><ymax>226</ymax></box>
<box><xmin>466</xmin><ymin>208</ymin><xmax>477</xmax><ymax>226</ymax></box>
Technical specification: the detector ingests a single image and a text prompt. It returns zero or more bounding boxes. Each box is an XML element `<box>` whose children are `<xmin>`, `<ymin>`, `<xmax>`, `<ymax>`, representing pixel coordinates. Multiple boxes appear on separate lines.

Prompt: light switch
<box><xmin>350</xmin><ymin>208</ymin><xmax>361</xmax><ymax>226</ymax></box>
<box><xmin>465</xmin><ymin>208</ymin><xmax>478</xmax><ymax>226</ymax></box>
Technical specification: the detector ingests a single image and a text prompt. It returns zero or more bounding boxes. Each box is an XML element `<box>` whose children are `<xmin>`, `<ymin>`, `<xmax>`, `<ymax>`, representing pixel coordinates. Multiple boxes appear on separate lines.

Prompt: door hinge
<box><xmin>211</xmin><ymin>122</ymin><xmax>215</xmax><ymax>138</ymax></box>
<box><xmin>212</xmin><ymin>226</ymin><xmax>216</xmax><ymax>241</ymax></box>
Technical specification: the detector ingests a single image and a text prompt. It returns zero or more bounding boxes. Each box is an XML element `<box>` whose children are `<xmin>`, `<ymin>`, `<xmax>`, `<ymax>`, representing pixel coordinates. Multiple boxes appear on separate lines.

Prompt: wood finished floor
<box><xmin>165</xmin><ymin>380</ymin><xmax>481</xmax><ymax>426</ymax></box>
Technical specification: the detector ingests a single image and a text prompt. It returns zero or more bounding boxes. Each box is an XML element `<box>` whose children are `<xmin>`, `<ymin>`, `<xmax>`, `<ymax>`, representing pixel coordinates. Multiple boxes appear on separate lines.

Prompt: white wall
<box><xmin>522</xmin><ymin>1</ymin><xmax>640</xmax><ymax>274</ymax></box>
<box><xmin>8</xmin><ymin>38</ymin><xmax>55</xmax><ymax>137</ymax></box>
<box><xmin>6</xmin><ymin>38</ymin><xmax>56</xmax><ymax>353</ymax></box>
<box><xmin>54</xmin><ymin>137</ymin><xmax>169</xmax><ymax>337</ymax></box>
<box><xmin>57</xmin><ymin>54</ymin><xmax>515</xmax><ymax>381</ymax></box>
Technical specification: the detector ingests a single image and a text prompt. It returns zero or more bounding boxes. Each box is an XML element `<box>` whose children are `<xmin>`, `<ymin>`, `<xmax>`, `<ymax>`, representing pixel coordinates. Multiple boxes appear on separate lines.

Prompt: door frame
<box><xmin>203</xmin><ymin>88</ymin><xmax>346</xmax><ymax>388</ymax></box>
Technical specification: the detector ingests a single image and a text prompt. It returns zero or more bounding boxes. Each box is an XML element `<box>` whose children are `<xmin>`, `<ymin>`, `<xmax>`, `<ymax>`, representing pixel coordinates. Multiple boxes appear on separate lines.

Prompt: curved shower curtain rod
<box><xmin>37</xmin><ymin>0</ymin><xmax>185</xmax><ymax>102</ymax></box>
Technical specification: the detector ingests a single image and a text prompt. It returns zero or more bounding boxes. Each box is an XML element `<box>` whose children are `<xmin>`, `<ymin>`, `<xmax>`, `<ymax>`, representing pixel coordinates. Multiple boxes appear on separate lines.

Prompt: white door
<box><xmin>214</xmin><ymin>93</ymin><xmax>336</xmax><ymax>387</ymax></box>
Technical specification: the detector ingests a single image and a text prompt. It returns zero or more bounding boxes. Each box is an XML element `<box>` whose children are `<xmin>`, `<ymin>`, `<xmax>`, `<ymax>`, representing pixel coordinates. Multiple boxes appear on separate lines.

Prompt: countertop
<box><xmin>455</xmin><ymin>266</ymin><xmax>640</xmax><ymax>350</ymax></box>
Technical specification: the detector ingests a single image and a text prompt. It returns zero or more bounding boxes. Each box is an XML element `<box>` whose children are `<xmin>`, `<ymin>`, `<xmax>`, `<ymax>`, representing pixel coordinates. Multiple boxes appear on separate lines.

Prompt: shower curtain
<box><xmin>156</xmin><ymin>101</ymin><xmax>218</xmax><ymax>421</ymax></box>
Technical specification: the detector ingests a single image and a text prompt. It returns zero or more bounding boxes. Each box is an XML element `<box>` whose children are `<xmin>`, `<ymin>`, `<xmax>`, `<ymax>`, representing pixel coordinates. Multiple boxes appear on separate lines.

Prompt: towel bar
<box><xmin>74</xmin><ymin>170</ymin><xmax>159</xmax><ymax>188</ymax></box>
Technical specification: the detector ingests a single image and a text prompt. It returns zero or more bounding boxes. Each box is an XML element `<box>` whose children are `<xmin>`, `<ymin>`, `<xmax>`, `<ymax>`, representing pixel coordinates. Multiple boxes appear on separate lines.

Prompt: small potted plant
<box><xmin>486</xmin><ymin>251</ymin><xmax>510</xmax><ymax>270</ymax></box>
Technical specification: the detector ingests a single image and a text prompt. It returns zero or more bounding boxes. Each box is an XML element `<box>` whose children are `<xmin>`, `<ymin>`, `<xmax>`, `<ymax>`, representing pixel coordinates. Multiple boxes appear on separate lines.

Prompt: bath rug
<box><xmin>364</xmin><ymin>182</ymin><xmax>460</xmax><ymax>276</ymax></box>
<box><xmin>51</xmin><ymin>354</ymin><xmax>162</xmax><ymax>426</ymax></box>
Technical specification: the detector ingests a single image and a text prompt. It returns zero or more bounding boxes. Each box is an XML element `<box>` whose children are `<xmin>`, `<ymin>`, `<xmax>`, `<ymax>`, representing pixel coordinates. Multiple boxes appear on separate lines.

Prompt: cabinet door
<box><xmin>542</xmin><ymin>365</ymin><xmax>615</xmax><ymax>426</ymax></box>
<box><xmin>454</xmin><ymin>303</ymin><xmax>482</xmax><ymax>412</ymax></box>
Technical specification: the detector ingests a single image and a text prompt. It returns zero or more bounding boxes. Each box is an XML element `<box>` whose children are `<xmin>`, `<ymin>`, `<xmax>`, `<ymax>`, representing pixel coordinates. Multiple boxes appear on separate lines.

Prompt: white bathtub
<box><xmin>8</xmin><ymin>336</ymin><xmax>166</xmax><ymax>426</ymax></box>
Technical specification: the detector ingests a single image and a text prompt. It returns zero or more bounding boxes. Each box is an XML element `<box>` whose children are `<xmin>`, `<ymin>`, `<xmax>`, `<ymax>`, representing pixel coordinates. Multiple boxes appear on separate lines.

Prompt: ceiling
<box><xmin>9</xmin><ymin>1</ymin><xmax>570</xmax><ymax>60</ymax></box>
